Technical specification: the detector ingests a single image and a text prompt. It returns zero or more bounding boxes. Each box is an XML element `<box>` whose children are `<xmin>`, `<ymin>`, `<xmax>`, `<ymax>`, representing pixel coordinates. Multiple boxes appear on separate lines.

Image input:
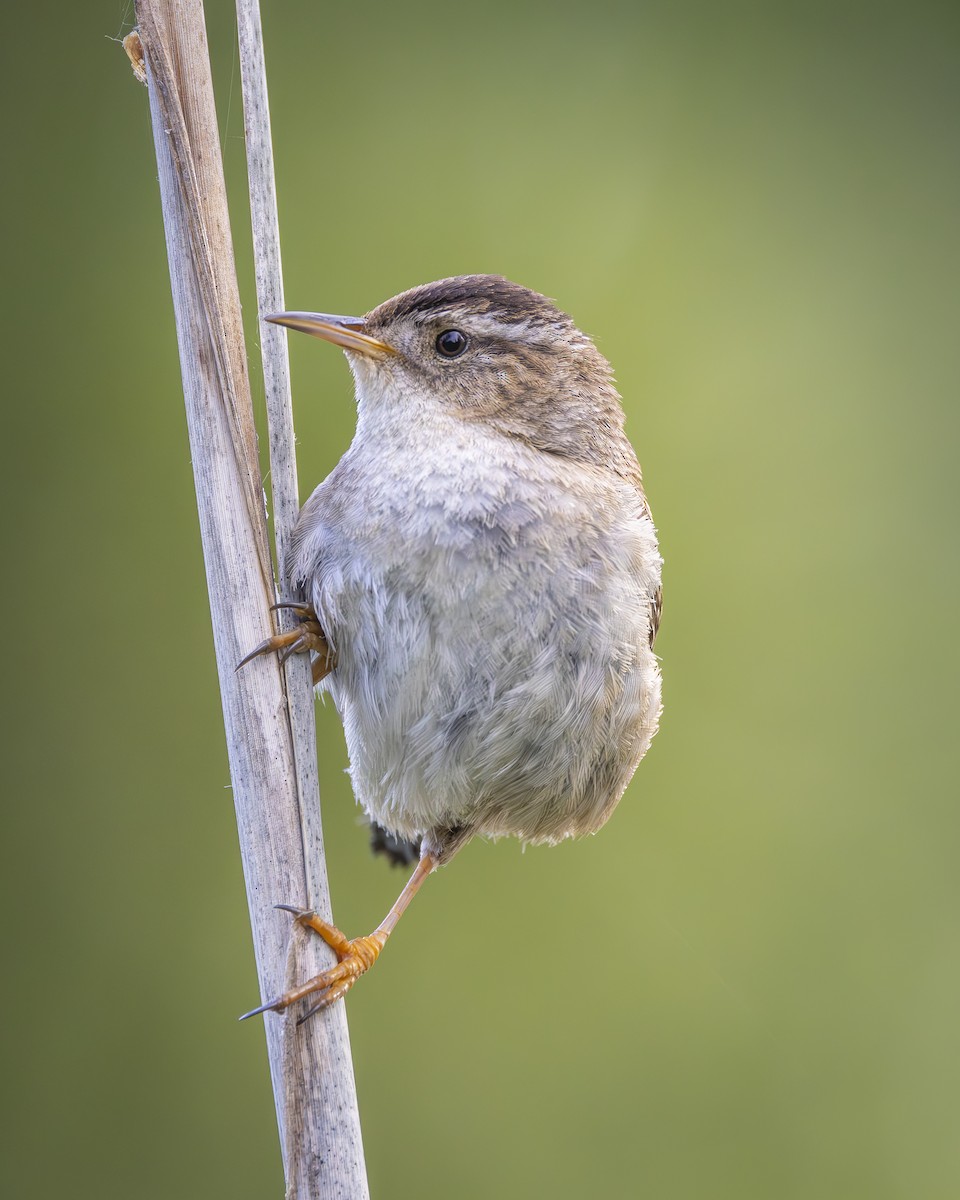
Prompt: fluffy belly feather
<box><xmin>309</xmin><ymin>470</ymin><xmax>662</xmax><ymax>848</ymax></box>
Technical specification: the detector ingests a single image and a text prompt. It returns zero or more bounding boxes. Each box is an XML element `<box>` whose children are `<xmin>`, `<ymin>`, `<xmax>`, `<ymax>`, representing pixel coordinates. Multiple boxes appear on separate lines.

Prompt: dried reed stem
<box><xmin>132</xmin><ymin>2</ymin><xmax>368</xmax><ymax>1194</ymax></box>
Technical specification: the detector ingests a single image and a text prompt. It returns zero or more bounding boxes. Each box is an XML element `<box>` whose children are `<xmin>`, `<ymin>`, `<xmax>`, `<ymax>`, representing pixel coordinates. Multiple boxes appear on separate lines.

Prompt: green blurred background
<box><xmin>2</xmin><ymin>1</ymin><xmax>958</xmax><ymax>1196</ymax></box>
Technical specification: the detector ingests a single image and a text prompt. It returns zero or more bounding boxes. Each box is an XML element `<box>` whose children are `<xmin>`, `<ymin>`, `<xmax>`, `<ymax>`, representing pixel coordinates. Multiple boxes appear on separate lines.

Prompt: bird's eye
<box><xmin>435</xmin><ymin>329</ymin><xmax>468</xmax><ymax>358</ymax></box>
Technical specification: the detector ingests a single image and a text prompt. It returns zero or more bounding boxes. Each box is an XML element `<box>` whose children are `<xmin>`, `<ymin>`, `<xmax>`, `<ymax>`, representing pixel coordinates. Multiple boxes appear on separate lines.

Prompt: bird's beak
<box><xmin>264</xmin><ymin>311</ymin><xmax>396</xmax><ymax>359</ymax></box>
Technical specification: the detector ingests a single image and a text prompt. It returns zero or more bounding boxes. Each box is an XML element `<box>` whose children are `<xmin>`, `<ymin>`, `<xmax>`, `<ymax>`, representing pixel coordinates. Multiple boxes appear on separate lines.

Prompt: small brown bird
<box><xmin>241</xmin><ymin>275</ymin><xmax>662</xmax><ymax>1023</ymax></box>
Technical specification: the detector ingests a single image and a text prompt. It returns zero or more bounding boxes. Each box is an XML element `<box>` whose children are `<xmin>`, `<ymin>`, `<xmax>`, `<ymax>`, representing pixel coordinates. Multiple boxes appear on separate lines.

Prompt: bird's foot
<box><xmin>236</xmin><ymin>602</ymin><xmax>334</xmax><ymax>684</ymax></box>
<box><xmin>239</xmin><ymin>906</ymin><xmax>387</xmax><ymax>1025</ymax></box>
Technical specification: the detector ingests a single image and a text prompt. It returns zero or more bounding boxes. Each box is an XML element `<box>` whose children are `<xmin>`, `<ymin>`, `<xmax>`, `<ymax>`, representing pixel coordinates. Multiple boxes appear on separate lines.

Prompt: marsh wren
<box><xmin>240</xmin><ymin>275</ymin><xmax>662</xmax><ymax>1022</ymax></box>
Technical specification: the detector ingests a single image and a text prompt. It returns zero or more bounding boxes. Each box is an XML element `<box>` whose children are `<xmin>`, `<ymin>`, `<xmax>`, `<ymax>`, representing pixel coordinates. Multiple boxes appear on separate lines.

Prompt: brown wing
<box><xmin>636</xmin><ymin>490</ymin><xmax>662</xmax><ymax>649</ymax></box>
<box><xmin>649</xmin><ymin>583</ymin><xmax>662</xmax><ymax>648</ymax></box>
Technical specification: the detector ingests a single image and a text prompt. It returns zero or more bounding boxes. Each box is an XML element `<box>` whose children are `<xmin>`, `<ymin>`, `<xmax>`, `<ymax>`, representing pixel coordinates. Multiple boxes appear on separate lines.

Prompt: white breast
<box><xmin>289</xmin><ymin>401</ymin><xmax>662</xmax><ymax>849</ymax></box>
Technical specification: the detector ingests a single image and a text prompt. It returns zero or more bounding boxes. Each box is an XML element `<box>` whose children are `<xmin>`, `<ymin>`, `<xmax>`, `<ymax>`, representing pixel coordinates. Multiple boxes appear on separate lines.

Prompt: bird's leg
<box><xmin>236</xmin><ymin>601</ymin><xmax>335</xmax><ymax>685</ymax></box>
<box><xmin>240</xmin><ymin>851</ymin><xmax>438</xmax><ymax>1024</ymax></box>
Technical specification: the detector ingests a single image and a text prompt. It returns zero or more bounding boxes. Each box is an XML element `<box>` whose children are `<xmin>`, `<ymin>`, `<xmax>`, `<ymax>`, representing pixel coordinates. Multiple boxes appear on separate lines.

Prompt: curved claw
<box><xmin>239</xmin><ymin>996</ymin><xmax>283</xmax><ymax>1021</ymax></box>
<box><xmin>278</xmin><ymin>642</ymin><xmax>301</xmax><ymax>669</ymax></box>
<box><xmin>235</xmin><ymin>627</ymin><xmax>304</xmax><ymax>672</ymax></box>
<box><xmin>235</xmin><ymin>638</ymin><xmax>271</xmax><ymax>673</ymax></box>
<box><xmin>297</xmin><ymin>1004</ymin><xmax>324</xmax><ymax>1027</ymax></box>
<box><xmin>298</xmin><ymin>986</ymin><xmax>351</xmax><ymax>1026</ymax></box>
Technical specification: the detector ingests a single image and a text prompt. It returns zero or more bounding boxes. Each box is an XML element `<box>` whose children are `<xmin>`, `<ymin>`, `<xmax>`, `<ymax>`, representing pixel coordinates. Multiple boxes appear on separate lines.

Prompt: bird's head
<box><xmin>266</xmin><ymin>274</ymin><xmax>635</xmax><ymax>472</ymax></box>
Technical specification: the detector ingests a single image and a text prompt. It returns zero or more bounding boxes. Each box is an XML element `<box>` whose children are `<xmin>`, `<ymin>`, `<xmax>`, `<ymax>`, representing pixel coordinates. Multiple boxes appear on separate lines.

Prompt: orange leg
<box><xmin>236</xmin><ymin>601</ymin><xmax>334</xmax><ymax>685</ymax></box>
<box><xmin>240</xmin><ymin>851</ymin><xmax>438</xmax><ymax>1025</ymax></box>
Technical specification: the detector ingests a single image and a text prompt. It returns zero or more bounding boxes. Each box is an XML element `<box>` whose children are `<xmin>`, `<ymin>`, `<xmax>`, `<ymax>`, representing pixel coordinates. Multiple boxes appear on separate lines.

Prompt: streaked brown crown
<box><xmin>365</xmin><ymin>275</ymin><xmax>575</xmax><ymax>333</ymax></box>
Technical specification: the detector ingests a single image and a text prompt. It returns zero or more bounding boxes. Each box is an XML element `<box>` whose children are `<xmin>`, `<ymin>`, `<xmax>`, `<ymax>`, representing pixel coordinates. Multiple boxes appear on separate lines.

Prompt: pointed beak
<box><xmin>264</xmin><ymin>311</ymin><xmax>396</xmax><ymax>358</ymax></box>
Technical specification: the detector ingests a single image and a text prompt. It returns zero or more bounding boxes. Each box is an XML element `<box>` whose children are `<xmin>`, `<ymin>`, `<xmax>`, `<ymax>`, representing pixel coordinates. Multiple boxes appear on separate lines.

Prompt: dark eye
<box><xmin>435</xmin><ymin>329</ymin><xmax>468</xmax><ymax>358</ymax></box>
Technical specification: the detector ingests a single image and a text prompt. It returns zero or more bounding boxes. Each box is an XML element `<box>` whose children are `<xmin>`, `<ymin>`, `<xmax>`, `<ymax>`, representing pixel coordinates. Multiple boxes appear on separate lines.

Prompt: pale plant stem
<box><xmin>132</xmin><ymin>2</ymin><xmax>368</xmax><ymax>1195</ymax></box>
